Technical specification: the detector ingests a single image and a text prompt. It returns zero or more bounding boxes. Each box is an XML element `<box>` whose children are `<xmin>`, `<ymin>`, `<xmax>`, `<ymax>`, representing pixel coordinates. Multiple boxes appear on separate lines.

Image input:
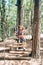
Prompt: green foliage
<box><xmin>0</xmin><ymin>0</ymin><xmax>43</xmax><ymax>41</ymax></box>
<box><xmin>5</xmin><ymin>0</ymin><xmax>17</xmax><ymax>37</ymax></box>
<box><xmin>0</xmin><ymin>0</ymin><xmax>17</xmax><ymax>40</ymax></box>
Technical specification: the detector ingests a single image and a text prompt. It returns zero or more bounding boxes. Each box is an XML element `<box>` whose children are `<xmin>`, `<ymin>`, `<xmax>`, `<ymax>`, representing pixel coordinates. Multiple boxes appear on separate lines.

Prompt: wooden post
<box><xmin>32</xmin><ymin>0</ymin><xmax>41</xmax><ymax>58</ymax></box>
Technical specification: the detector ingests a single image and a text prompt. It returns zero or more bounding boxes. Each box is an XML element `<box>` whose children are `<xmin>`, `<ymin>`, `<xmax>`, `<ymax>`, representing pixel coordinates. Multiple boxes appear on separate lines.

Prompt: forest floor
<box><xmin>0</xmin><ymin>58</ymin><xmax>42</xmax><ymax>65</ymax></box>
<box><xmin>0</xmin><ymin>37</ymin><xmax>43</xmax><ymax>65</ymax></box>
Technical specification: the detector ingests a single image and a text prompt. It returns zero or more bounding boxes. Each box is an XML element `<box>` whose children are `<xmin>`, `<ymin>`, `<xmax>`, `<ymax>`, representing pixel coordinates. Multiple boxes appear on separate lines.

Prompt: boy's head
<box><xmin>18</xmin><ymin>25</ymin><xmax>23</xmax><ymax>30</ymax></box>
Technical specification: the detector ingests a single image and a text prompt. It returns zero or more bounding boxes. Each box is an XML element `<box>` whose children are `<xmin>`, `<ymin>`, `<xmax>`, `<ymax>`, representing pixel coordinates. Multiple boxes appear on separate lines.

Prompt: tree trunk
<box><xmin>32</xmin><ymin>0</ymin><xmax>41</xmax><ymax>58</ymax></box>
<box><xmin>1</xmin><ymin>0</ymin><xmax>6</xmax><ymax>41</ymax></box>
<box><xmin>16</xmin><ymin>0</ymin><xmax>23</xmax><ymax>26</ymax></box>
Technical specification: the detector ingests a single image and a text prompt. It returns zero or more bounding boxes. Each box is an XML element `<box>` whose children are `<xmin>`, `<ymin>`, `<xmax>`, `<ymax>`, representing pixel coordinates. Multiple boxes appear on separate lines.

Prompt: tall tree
<box><xmin>1</xmin><ymin>0</ymin><xmax>6</xmax><ymax>41</ymax></box>
<box><xmin>16</xmin><ymin>0</ymin><xmax>23</xmax><ymax>26</ymax></box>
<box><xmin>32</xmin><ymin>0</ymin><xmax>41</xmax><ymax>58</ymax></box>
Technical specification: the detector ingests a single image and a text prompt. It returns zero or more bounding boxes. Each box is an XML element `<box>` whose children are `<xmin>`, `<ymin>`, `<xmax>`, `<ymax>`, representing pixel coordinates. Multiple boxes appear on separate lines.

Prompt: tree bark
<box><xmin>1</xmin><ymin>0</ymin><xmax>6</xmax><ymax>41</ymax></box>
<box><xmin>32</xmin><ymin>0</ymin><xmax>41</xmax><ymax>58</ymax></box>
<box><xmin>16</xmin><ymin>0</ymin><xmax>23</xmax><ymax>26</ymax></box>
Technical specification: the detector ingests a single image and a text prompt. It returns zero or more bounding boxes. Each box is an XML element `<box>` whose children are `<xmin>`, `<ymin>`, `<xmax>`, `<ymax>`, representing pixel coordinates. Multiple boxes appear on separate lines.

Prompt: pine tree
<box><xmin>16</xmin><ymin>0</ymin><xmax>23</xmax><ymax>26</ymax></box>
<box><xmin>1</xmin><ymin>0</ymin><xmax>6</xmax><ymax>41</ymax></box>
<box><xmin>32</xmin><ymin>0</ymin><xmax>41</xmax><ymax>58</ymax></box>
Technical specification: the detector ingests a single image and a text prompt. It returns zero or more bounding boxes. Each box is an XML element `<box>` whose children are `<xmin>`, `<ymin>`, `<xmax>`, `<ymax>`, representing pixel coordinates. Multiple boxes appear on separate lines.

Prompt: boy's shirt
<box><xmin>18</xmin><ymin>29</ymin><xmax>24</xmax><ymax>38</ymax></box>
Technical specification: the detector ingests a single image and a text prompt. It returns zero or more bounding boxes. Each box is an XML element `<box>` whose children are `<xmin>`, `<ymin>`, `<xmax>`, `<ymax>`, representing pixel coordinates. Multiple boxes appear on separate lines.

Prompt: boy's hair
<box><xmin>18</xmin><ymin>25</ymin><xmax>24</xmax><ymax>29</ymax></box>
<box><xmin>18</xmin><ymin>25</ymin><xmax>20</xmax><ymax>28</ymax></box>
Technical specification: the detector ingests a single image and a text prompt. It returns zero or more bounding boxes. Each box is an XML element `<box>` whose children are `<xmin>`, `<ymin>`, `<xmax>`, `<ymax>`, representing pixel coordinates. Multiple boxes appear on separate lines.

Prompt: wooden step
<box><xmin>0</xmin><ymin>47</ymin><xmax>10</xmax><ymax>52</ymax></box>
<box><xmin>0</xmin><ymin>56</ymin><xmax>31</xmax><ymax>60</ymax></box>
<box><xmin>5</xmin><ymin>42</ymin><xmax>26</xmax><ymax>48</ymax></box>
<box><xmin>40</xmin><ymin>47</ymin><xmax>43</xmax><ymax>51</ymax></box>
<box><xmin>9</xmin><ymin>50</ymin><xmax>31</xmax><ymax>54</ymax></box>
<box><xmin>0</xmin><ymin>52</ymin><xmax>31</xmax><ymax>60</ymax></box>
<box><xmin>9</xmin><ymin>49</ymin><xmax>32</xmax><ymax>57</ymax></box>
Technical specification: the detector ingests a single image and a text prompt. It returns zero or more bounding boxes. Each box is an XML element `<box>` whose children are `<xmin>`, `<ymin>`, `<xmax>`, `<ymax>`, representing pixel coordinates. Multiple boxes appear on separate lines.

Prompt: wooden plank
<box><xmin>5</xmin><ymin>42</ymin><xmax>26</xmax><ymax>48</ymax></box>
<box><xmin>0</xmin><ymin>47</ymin><xmax>10</xmax><ymax>52</ymax></box>
<box><xmin>9</xmin><ymin>50</ymin><xmax>31</xmax><ymax>54</ymax></box>
<box><xmin>0</xmin><ymin>56</ymin><xmax>31</xmax><ymax>60</ymax></box>
<box><xmin>40</xmin><ymin>47</ymin><xmax>43</xmax><ymax>51</ymax></box>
